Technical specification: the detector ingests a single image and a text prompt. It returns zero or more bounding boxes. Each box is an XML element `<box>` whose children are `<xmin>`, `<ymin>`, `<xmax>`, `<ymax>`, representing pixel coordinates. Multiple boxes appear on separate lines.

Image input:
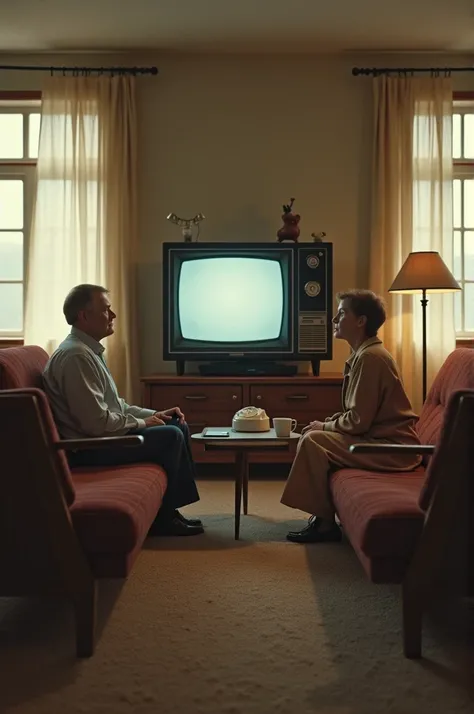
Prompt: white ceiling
<box><xmin>0</xmin><ymin>0</ymin><xmax>474</xmax><ymax>54</ymax></box>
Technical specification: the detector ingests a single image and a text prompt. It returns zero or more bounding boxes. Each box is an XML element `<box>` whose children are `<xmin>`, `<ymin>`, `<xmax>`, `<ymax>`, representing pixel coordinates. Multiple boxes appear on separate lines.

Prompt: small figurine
<box><xmin>277</xmin><ymin>197</ymin><xmax>301</xmax><ymax>243</ymax></box>
<box><xmin>311</xmin><ymin>231</ymin><xmax>326</xmax><ymax>243</ymax></box>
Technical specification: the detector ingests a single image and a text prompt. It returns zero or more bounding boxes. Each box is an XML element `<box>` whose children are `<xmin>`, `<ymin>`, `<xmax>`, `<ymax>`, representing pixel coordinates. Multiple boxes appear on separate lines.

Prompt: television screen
<box><xmin>178</xmin><ymin>257</ymin><xmax>283</xmax><ymax>343</ymax></box>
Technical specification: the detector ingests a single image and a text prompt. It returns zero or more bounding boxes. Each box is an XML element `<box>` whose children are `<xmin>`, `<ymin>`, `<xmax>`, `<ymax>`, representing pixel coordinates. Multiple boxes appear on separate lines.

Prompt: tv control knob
<box><xmin>304</xmin><ymin>281</ymin><xmax>321</xmax><ymax>297</ymax></box>
<box><xmin>306</xmin><ymin>255</ymin><xmax>320</xmax><ymax>268</ymax></box>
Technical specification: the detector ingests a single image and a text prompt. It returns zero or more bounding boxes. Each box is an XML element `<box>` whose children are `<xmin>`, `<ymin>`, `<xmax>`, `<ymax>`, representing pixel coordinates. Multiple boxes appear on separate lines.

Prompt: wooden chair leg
<box><xmin>402</xmin><ymin>584</ymin><xmax>423</xmax><ymax>659</ymax></box>
<box><xmin>73</xmin><ymin>583</ymin><xmax>97</xmax><ymax>658</ymax></box>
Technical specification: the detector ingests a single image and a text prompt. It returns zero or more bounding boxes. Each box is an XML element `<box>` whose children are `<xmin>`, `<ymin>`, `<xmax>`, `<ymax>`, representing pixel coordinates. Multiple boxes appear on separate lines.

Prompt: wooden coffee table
<box><xmin>192</xmin><ymin>428</ymin><xmax>300</xmax><ymax>539</ymax></box>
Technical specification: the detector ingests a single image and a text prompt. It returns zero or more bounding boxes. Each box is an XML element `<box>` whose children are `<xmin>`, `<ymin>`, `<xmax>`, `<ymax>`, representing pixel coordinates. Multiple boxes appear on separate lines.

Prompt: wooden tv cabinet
<box><xmin>140</xmin><ymin>374</ymin><xmax>343</xmax><ymax>464</ymax></box>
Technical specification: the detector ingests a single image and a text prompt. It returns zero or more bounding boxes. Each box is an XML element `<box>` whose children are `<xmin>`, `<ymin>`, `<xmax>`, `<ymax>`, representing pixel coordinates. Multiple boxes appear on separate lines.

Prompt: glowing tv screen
<box><xmin>178</xmin><ymin>257</ymin><xmax>283</xmax><ymax>343</ymax></box>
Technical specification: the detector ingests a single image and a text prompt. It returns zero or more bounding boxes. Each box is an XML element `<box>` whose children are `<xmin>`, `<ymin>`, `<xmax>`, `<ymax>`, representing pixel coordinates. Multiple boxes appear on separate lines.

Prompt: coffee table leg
<box><xmin>234</xmin><ymin>451</ymin><xmax>247</xmax><ymax>540</ymax></box>
<box><xmin>243</xmin><ymin>459</ymin><xmax>249</xmax><ymax>515</ymax></box>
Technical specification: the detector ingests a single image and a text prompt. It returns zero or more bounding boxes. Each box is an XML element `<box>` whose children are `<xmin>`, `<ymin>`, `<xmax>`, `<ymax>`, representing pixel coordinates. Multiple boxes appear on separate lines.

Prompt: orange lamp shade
<box><xmin>389</xmin><ymin>251</ymin><xmax>461</xmax><ymax>294</ymax></box>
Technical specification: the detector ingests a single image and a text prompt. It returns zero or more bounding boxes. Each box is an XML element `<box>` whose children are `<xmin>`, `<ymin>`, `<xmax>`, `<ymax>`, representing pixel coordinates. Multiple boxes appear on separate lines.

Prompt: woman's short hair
<box><xmin>336</xmin><ymin>289</ymin><xmax>386</xmax><ymax>337</ymax></box>
<box><xmin>63</xmin><ymin>284</ymin><xmax>108</xmax><ymax>325</ymax></box>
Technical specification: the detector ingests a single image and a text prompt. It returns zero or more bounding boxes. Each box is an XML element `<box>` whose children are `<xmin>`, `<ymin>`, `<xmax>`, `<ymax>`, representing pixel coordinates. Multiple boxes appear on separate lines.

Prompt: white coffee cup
<box><xmin>273</xmin><ymin>417</ymin><xmax>297</xmax><ymax>437</ymax></box>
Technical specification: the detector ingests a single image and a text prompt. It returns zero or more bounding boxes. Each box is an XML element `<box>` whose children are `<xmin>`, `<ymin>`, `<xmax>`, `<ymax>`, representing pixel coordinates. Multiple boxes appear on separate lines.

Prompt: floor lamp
<box><xmin>388</xmin><ymin>251</ymin><xmax>461</xmax><ymax>404</ymax></box>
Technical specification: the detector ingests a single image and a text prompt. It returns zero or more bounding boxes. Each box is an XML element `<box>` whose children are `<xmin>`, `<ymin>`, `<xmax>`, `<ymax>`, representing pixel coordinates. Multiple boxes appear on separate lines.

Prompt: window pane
<box><xmin>464</xmin><ymin>231</ymin><xmax>474</xmax><ymax>281</ymax></box>
<box><xmin>464</xmin><ymin>283</ymin><xmax>474</xmax><ymax>331</ymax></box>
<box><xmin>453</xmin><ymin>113</ymin><xmax>461</xmax><ymax>159</ymax></box>
<box><xmin>0</xmin><ymin>180</ymin><xmax>23</xmax><ymax>229</ymax></box>
<box><xmin>28</xmin><ymin>113</ymin><xmax>41</xmax><ymax>159</ymax></box>
<box><xmin>453</xmin><ymin>230</ymin><xmax>462</xmax><ymax>280</ymax></box>
<box><xmin>0</xmin><ymin>232</ymin><xmax>23</xmax><ymax>279</ymax></box>
<box><xmin>453</xmin><ymin>179</ymin><xmax>461</xmax><ymax>228</ymax></box>
<box><xmin>454</xmin><ymin>289</ymin><xmax>462</xmax><ymax>333</ymax></box>
<box><xmin>0</xmin><ymin>114</ymin><xmax>23</xmax><ymax>159</ymax></box>
<box><xmin>464</xmin><ymin>114</ymin><xmax>474</xmax><ymax>159</ymax></box>
<box><xmin>0</xmin><ymin>283</ymin><xmax>23</xmax><ymax>331</ymax></box>
<box><xmin>464</xmin><ymin>180</ymin><xmax>474</xmax><ymax>228</ymax></box>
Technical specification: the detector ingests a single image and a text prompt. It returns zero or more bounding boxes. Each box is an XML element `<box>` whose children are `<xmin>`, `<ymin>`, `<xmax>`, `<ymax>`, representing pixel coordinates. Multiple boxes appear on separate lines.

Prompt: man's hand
<box><xmin>144</xmin><ymin>414</ymin><xmax>167</xmax><ymax>427</ymax></box>
<box><xmin>154</xmin><ymin>406</ymin><xmax>185</xmax><ymax>424</ymax></box>
<box><xmin>301</xmin><ymin>420</ymin><xmax>325</xmax><ymax>435</ymax></box>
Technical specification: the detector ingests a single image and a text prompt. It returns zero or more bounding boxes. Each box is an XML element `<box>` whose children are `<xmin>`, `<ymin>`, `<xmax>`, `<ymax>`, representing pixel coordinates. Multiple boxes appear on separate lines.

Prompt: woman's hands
<box><xmin>301</xmin><ymin>420</ymin><xmax>325</xmax><ymax>435</ymax></box>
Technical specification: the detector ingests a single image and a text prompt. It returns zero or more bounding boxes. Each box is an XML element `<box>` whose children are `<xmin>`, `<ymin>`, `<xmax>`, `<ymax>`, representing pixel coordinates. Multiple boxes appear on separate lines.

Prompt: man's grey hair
<box><xmin>63</xmin><ymin>284</ymin><xmax>109</xmax><ymax>325</ymax></box>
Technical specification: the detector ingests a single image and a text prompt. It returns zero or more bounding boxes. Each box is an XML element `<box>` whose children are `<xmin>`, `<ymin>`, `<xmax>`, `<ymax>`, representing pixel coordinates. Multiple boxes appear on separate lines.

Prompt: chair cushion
<box><xmin>417</xmin><ymin>348</ymin><xmax>474</xmax><ymax>446</ymax></box>
<box><xmin>330</xmin><ymin>468</ymin><xmax>426</xmax><ymax>559</ymax></box>
<box><xmin>70</xmin><ymin>463</ymin><xmax>167</xmax><ymax>555</ymax></box>
<box><xmin>0</xmin><ymin>346</ymin><xmax>49</xmax><ymax>389</ymax></box>
<box><xmin>419</xmin><ymin>387</ymin><xmax>474</xmax><ymax>512</ymax></box>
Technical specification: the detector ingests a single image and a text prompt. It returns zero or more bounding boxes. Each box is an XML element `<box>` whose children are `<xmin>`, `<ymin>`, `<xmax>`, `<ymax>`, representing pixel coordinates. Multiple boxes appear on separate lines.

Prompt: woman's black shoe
<box><xmin>286</xmin><ymin>520</ymin><xmax>342</xmax><ymax>543</ymax></box>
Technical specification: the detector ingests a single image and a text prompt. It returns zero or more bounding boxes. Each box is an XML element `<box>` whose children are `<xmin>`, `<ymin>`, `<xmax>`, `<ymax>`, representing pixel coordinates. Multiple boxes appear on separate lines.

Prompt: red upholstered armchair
<box><xmin>329</xmin><ymin>348</ymin><xmax>474</xmax><ymax>658</ymax></box>
<box><xmin>350</xmin><ymin>388</ymin><xmax>473</xmax><ymax>659</ymax></box>
<box><xmin>0</xmin><ymin>346</ymin><xmax>167</xmax><ymax>657</ymax></box>
<box><xmin>0</xmin><ymin>387</ymin><xmax>145</xmax><ymax>656</ymax></box>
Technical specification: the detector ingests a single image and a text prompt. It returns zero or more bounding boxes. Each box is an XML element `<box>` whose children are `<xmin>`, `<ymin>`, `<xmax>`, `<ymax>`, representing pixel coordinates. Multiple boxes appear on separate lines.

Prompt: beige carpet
<box><xmin>0</xmin><ymin>478</ymin><xmax>472</xmax><ymax>714</ymax></box>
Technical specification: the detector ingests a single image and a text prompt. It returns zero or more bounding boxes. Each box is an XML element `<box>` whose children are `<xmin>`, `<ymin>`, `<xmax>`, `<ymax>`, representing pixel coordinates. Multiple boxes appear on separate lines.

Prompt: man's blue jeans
<box><xmin>67</xmin><ymin>417</ymin><xmax>200</xmax><ymax>515</ymax></box>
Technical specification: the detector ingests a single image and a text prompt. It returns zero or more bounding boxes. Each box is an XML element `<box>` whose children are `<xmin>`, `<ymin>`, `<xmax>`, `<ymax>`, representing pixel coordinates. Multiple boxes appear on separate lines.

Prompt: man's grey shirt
<box><xmin>43</xmin><ymin>327</ymin><xmax>155</xmax><ymax>438</ymax></box>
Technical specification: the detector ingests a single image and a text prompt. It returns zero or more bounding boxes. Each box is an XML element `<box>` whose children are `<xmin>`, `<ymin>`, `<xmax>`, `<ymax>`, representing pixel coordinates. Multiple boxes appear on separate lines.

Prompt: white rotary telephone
<box><xmin>232</xmin><ymin>406</ymin><xmax>271</xmax><ymax>433</ymax></box>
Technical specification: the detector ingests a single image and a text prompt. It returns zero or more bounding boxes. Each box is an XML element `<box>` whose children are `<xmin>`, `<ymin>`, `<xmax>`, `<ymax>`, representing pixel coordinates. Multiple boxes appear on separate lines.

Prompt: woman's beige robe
<box><xmin>280</xmin><ymin>337</ymin><xmax>422</xmax><ymax>519</ymax></box>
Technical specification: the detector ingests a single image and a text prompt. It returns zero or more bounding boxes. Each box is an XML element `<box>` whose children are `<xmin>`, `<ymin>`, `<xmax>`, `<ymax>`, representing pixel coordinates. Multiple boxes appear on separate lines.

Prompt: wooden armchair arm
<box><xmin>349</xmin><ymin>443</ymin><xmax>435</xmax><ymax>455</ymax></box>
<box><xmin>54</xmin><ymin>435</ymin><xmax>145</xmax><ymax>450</ymax></box>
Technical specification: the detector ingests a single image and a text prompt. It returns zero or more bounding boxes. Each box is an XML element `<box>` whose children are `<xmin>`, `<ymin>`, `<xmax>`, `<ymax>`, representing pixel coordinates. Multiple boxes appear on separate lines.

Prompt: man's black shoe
<box><xmin>149</xmin><ymin>516</ymin><xmax>204</xmax><ymax>537</ymax></box>
<box><xmin>175</xmin><ymin>510</ymin><xmax>203</xmax><ymax>527</ymax></box>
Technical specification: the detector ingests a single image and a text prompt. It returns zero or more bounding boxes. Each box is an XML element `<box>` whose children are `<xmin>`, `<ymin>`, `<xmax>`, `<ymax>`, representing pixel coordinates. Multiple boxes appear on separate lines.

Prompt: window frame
<box><xmin>452</xmin><ymin>92</ymin><xmax>474</xmax><ymax>337</ymax></box>
<box><xmin>0</xmin><ymin>92</ymin><xmax>41</xmax><ymax>341</ymax></box>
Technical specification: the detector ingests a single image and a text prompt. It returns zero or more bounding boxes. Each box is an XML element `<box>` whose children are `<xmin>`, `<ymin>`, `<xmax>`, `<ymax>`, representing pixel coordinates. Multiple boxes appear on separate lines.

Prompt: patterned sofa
<box><xmin>0</xmin><ymin>345</ymin><xmax>168</xmax><ymax>656</ymax></box>
<box><xmin>329</xmin><ymin>347</ymin><xmax>474</xmax><ymax>656</ymax></box>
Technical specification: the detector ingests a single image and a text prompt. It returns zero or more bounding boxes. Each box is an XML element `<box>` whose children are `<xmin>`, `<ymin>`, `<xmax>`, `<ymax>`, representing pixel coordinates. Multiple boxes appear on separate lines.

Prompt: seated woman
<box><xmin>281</xmin><ymin>289</ymin><xmax>422</xmax><ymax>543</ymax></box>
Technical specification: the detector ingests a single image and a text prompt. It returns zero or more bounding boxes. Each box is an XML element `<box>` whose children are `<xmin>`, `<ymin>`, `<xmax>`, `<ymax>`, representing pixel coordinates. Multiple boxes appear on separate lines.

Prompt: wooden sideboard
<box><xmin>140</xmin><ymin>374</ymin><xmax>343</xmax><ymax>464</ymax></box>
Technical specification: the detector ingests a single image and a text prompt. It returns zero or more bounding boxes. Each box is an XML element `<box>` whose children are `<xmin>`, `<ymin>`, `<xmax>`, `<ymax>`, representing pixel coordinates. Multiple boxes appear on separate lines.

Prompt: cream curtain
<box><xmin>24</xmin><ymin>75</ymin><xmax>139</xmax><ymax>400</ymax></box>
<box><xmin>370</xmin><ymin>75</ymin><xmax>454</xmax><ymax>413</ymax></box>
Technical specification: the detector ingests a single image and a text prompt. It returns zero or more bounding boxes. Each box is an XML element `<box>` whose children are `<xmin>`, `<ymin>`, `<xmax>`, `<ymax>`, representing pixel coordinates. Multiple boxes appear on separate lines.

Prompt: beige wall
<box><xmin>138</xmin><ymin>53</ymin><xmax>375</xmax><ymax>375</ymax></box>
<box><xmin>2</xmin><ymin>51</ymin><xmax>473</xmax><ymax>375</ymax></box>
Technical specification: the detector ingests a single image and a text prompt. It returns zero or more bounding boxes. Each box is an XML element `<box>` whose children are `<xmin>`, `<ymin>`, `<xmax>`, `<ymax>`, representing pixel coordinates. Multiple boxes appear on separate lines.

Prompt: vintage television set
<box><xmin>162</xmin><ymin>241</ymin><xmax>333</xmax><ymax>377</ymax></box>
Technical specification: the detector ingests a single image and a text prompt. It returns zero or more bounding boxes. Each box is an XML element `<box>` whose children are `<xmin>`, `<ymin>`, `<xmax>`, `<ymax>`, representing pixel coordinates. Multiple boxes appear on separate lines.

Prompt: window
<box><xmin>0</xmin><ymin>99</ymin><xmax>41</xmax><ymax>337</ymax></box>
<box><xmin>453</xmin><ymin>98</ymin><xmax>474</xmax><ymax>334</ymax></box>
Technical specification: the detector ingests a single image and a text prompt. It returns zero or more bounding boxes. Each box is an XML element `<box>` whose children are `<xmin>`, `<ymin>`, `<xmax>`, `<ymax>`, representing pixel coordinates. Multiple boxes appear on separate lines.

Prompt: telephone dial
<box><xmin>232</xmin><ymin>406</ymin><xmax>271</xmax><ymax>433</ymax></box>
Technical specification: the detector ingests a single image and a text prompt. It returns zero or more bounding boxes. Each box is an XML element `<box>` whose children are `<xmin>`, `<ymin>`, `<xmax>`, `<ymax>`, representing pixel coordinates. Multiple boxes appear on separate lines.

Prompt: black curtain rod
<box><xmin>353</xmin><ymin>66</ymin><xmax>474</xmax><ymax>77</ymax></box>
<box><xmin>0</xmin><ymin>64</ymin><xmax>158</xmax><ymax>76</ymax></box>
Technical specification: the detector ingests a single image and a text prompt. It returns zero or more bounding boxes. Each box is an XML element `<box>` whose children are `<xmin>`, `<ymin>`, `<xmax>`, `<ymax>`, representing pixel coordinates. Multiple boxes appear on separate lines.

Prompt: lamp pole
<box><xmin>421</xmin><ymin>288</ymin><xmax>428</xmax><ymax>404</ymax></box>
<box><xmin>389</xmin><ymin>252</ymin><xmax>461</xmax><ymax>407</ymax></box>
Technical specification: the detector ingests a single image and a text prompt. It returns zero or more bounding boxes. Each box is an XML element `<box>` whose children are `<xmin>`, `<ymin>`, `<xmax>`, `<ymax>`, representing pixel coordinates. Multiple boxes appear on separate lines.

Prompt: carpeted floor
<box><xmin>0</xmin><ymin>478</ymin><xmax>472</xmax><ymax>714</ymax></box>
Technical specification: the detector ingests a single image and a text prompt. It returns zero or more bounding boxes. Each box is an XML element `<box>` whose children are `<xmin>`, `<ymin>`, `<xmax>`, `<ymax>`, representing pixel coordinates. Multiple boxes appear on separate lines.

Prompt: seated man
<box><xmin>43</xmin><ymin>283</ymin><xmax>203</xmax><ymax>537</ymax></box>
<box><xmin>281</xmin><ymin>289</ymin><xmax>421</xmax><ymax>543</ymax></box>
